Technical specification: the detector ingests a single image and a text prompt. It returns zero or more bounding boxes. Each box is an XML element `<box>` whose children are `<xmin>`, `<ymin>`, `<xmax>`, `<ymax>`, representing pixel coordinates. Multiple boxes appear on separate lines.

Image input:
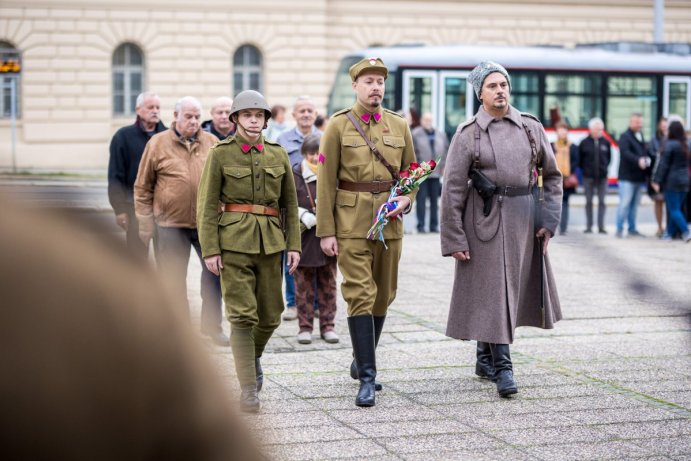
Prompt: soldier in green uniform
<box><xmin>316</xmin><ymin>57</ymin><xmax>417</xmax><ymax>407</ymax></box>
<box><xmin>197</xmin><ymin>90</ymin><xmax>301</xmax><ymax>413</ymax></box>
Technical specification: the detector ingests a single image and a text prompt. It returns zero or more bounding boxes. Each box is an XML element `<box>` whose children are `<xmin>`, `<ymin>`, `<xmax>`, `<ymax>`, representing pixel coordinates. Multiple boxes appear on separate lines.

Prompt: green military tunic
<box><xmin>197</xmin><ymin>133</ymin><xmax>300</xmax><ymax>385</ymax></box>
<box><xmin>316</xmin><ymin>102</ymin><xmax>417</xmax><ymax>316</ymax></box>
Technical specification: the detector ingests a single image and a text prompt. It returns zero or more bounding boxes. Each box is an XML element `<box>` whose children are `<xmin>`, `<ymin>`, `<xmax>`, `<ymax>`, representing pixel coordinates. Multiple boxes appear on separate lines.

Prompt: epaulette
<box><xmin>383</xmin><ymin>108</ymin><xmax>404</xmax><ymax>118</ymax></box>
<box><xmin>330</xmin><ymin>108</ymin><xmax>351</xmax><ymax>118</ymax></box>
<box><xmin>457</xmin><ymin>116</ymin><xmax>477</xmax><ymax>132</ymax></box>
<box><xmin>215</xmin><ymin>135</ymin><xmax>235</xmax><ymax>146</ymax></box>
<box><xmin>520</xmin><ymin>112</ymin><xmax>542</xmax><ymax>124</ymax></box>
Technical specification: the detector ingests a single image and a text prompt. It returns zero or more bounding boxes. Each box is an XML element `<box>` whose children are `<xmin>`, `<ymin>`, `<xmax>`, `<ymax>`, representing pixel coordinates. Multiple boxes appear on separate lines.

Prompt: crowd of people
<box><xmin>105</xmin><ymin>58</ymin><xmax>690</xmax><ymax>415</ymax></box>
<box><xmin>551</xmin><ymin>113</ymin><xmax>690</xmax><ymax>241</ymax></box>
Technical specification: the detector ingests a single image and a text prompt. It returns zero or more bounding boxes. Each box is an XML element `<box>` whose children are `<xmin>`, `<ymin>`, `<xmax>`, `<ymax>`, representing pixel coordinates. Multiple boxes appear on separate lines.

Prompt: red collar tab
<box><xmin>240</xmin><ymin>143</ymin><xmax>264</xmax><ymax>153</ymax></box>
<box><xmin>360</xmin><ymin>112</ymin><xmax>381</xmax><ymax>123</ymax></box>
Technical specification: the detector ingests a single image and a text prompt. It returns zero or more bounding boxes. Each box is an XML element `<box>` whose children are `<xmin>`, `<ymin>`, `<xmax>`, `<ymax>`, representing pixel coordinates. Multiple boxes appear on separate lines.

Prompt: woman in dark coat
<box><xmin>652</xmin><ymin>120</ymin><xmax>690</xmax><ymax>242</ymax></box>
<box><xmin>292</xmin><ymin>134</ymin><xmax>340</xmax><ymax>343</ymax></box>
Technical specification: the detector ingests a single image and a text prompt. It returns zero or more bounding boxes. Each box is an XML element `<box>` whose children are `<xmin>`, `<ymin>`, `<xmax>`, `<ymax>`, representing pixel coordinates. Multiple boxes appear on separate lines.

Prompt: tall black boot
<box><xmin>475</xmin><ymin>341</ymin><xmax>497</xmax><ymax>381</ymax></box>
<box><xmin>255</xmin><ymin>357</ymin><xmax>263</xmax><ymax>392</ymax></box>
<box><xmin>489</xmin><ymin>343</ymin><xmax>518</xmax><ymax>397</ymax></box>
<box><xmin>348</xmin><ymin>315</ymin><xmax>376</xmax><ymax>407</ymax></box>
<box><xmin>350</xmin><ymin>315</ymin><xmax>385</xmax><ymax>391</ymax></box>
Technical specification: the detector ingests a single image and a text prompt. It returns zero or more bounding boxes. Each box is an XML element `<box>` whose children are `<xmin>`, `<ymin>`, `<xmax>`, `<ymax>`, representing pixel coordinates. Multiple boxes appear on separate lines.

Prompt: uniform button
<box><xmin>256</xmin><ymin>186</ymin><xmax>261</xmax><ymax>191</ymax></box>
<box><xmin>255</xmin><ymin>161</ymin><xmax>260</xmax><ymax>165</ymax></box>
<box><xmin>255</xmin><ymin>173</ymin><xmax>260</xmax><ymax>178</ymax></box>
<box><xmin>376</xmin><ymin>176</ymin><xmax>381</xmax><ymax>180</ymax></box>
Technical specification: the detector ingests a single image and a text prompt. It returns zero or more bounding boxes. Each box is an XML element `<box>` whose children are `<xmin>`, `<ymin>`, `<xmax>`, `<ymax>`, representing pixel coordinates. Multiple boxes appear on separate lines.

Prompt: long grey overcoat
<box><xmin>440</xmin><ymin>105</ymin><xmax>563</xmax><ymax>344</ymax></box>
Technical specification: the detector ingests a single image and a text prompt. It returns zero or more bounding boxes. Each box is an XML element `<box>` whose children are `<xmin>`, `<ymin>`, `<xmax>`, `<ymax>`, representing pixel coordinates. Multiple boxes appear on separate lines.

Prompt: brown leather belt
<box><xmin>494</xmin><ymin>185</ymin><xmax>533</xmax><ymax>197</ymax></box>
<box><xmin>223</xmin><ymin>203</ymin><xmax>280</xmax><ymax>217</ymax></box>
<box><xmin>339</xmin><ymin>180</ymin><xmax>396</xmax><ymax>193</ymax></box>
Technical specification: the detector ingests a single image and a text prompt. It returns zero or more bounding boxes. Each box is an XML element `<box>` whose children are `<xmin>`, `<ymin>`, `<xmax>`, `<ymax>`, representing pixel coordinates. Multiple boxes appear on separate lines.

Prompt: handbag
<box><xmin>563</xmin><ymin>173</ymin><xmax>578</xmax><ymax>189</ymax></box>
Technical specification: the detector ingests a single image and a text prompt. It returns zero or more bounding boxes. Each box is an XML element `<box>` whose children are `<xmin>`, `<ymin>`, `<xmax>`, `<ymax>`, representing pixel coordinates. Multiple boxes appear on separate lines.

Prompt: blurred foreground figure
<box><xmin>0</xmin><ymin>200</ymin><xmax>263</xmax><ymax>461</ymax></box>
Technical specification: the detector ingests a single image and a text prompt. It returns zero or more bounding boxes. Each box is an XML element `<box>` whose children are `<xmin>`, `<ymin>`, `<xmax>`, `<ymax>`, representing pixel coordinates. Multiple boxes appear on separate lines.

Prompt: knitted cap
<box><xmin>467</xmin><ymin>61</ymin><xmax>511</xmax><ymax>100</ymax></box>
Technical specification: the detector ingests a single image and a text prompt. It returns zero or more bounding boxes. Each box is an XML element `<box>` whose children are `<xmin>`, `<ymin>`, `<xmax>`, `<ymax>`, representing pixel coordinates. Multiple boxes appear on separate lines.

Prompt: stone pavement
<box><xmin>187</xmin><ymin>219</ymin><xmax>691</xmax><ymax>461</ymax></box>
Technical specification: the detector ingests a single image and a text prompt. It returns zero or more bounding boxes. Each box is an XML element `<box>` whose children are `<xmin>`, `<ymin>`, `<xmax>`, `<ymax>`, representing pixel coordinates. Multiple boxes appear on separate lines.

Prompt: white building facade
<box><xmin>0</xmin><ymin>0</ymin><xmax>689</xmax><ymax>171</ymax></box>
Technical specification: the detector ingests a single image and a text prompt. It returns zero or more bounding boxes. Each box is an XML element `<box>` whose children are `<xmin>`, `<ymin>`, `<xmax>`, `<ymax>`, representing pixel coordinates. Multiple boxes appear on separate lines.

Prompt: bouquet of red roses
<box><xmin>366</xmin><ymin>159</ymin><xmax>438</xmax><ymax>247</ymax></box>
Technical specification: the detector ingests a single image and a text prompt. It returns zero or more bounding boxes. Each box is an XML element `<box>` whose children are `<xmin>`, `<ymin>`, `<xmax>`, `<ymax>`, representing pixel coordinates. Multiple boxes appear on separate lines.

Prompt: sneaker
<box><xmin>314</xmin><ymin>309</ymin><xmax>319</xmax><ymax>319</ymax></box>
<box><xmin>660</xmin><ymin>232</ymin><xmax>672</xmax><ymax>241</ymax></box>
<box><xmin>584</xmin><ymin>228</ymin><xmax>593</xmax><ymax>234</ymax></box>
<box><xmin>282</xmin><ymin>307</ymin><xmax>297</xmax><ymax>321</ymax></box>
<box><xmin>297</xmin><ymin>331</ymin><xmax>312</xmax><ymax>344</ymax></box>
<box><xmin>683</xmin><ymin>232</ymin><xmax>691</xmax><ymax>243</ymax></box>
<box><xmin>628</xmin><ymin>230</ymin><xmax>645</xmax><ymax>237</ymax></box>
<box><xmin>598</xmin><ymin>228</ymin><xmax>608</xmax><ymax>235</ymax></box>
<box><xmin>321</xmin><ymin>330</ymin><xmax>340</xmax><ymax>343</ymax></box>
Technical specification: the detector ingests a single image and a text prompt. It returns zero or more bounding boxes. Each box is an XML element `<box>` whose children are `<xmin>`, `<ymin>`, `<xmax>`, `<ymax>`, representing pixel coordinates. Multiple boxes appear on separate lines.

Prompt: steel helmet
<box><xmin>229</xmin><ymin>90</ymin><xmax>272</xmax><ymax>121</ymax></box>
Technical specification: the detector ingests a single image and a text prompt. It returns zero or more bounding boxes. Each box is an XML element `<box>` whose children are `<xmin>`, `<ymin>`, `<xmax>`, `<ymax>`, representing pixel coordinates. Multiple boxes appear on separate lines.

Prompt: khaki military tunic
<box><xmin>316</xmin><ymin>102</ymin><xmax>416</xmax><ymax>316</ymax></box>
<box><xmin>197</xmin><ymin>134</ymin><xmax>300</xmax><ymax>360</ymax></box>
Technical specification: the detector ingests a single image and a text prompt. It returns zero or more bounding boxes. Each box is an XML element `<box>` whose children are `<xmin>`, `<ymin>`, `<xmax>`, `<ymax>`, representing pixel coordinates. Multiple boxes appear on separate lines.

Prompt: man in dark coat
<box><xmin>616</xmin><ymin>112</ymin><xmax>652</xmax><ymax>238</ymax></box>
<box><xmin>441</xmin><ymin>61</ymin><xmax>563</xmax><ymax>398</ymax></box>
<box><xmin>108</xmin><ymin>91</ymin><xmax>166</xmax><ymax>257</ymax></box>
<box><xmin>578</xmin><ymin>117</ymin><xmax>611</xmax><ymax>234</ymax></box>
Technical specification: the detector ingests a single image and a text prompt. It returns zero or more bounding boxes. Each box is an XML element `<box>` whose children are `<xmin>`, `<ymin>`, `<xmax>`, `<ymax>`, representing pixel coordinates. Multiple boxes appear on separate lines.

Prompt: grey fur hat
<box><xmin>468</xmin><ymin>61</ymin><xmax>511</xmax><ymax>101</ymax></box>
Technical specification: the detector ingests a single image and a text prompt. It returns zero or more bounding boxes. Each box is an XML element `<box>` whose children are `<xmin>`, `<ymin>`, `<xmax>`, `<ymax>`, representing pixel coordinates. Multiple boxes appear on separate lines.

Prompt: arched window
<box><xmin>0</xmin><ymin>41</ymin><xmax>21</xmax><ymax>118</ymax></box>
<box><xmin>112</xmin><ymin>43</ymin><xmax>144</xmax><ymax>116</ymax></box>
<box><xmin>233</xmin><ymin>45</ymin><xmax>262</xmax><ymax>95</ymax></box>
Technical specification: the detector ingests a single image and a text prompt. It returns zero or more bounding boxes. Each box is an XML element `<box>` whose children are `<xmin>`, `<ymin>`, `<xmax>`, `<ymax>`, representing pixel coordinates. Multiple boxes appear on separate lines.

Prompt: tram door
<box><xmin>664</xmin><ymin>76</ymin><xmax>691</xmax><ymax>129</ymax></box>
<box><xmin>402</xmin><ymin>70</ymin><xmax>473</xmax><ymax>141</ymax></box>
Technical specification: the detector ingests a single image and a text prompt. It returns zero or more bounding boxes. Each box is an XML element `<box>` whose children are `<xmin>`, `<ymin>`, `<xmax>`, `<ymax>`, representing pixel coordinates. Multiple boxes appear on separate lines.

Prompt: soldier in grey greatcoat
<box><xmin>440</xmin><ymin>62</ymin><xmax>563</xmax><ymax>397</ymax></box>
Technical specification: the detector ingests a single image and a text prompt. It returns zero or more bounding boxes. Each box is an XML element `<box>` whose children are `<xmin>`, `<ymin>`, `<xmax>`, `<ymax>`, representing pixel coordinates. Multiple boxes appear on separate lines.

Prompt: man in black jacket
<box><xmin>616</xmin><ymin>113</ymin><xmax>652</xmax><ymax>238</ymax></box>
<box><xmin>108</xmin><ymin>92</ymin><xmax>166</xmax><ymax>257</ymax></box>
<box><xmin>578</xmin><ymin>117</ymin><xmax>611</xmax><ymax>234</ymax></box>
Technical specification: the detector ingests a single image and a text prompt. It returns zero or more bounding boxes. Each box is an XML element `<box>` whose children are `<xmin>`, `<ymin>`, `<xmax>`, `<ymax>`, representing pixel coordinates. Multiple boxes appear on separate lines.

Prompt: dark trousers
<box><xmin>416</xmin><ymin>177</ymin><xmax>441</xmax><ymax>232</ymax></box>
<box><xmin>123</xmin><ymin>206</ymin><xmax>147</xmax><ymax>260</ymax></box>
<box><xmin>155</xmin><ymin>226</ymin><xmax>223</xmax><ymax>333</ymax></box>
<box><xmin>560</xmin><ymin>188</ymin><xmax>574</xmax><ymax>233</ymax></box>
<box><xmin>583</xmin><ymin>177</ymin><xmax>608</xmax><ymax>230</ymax></box>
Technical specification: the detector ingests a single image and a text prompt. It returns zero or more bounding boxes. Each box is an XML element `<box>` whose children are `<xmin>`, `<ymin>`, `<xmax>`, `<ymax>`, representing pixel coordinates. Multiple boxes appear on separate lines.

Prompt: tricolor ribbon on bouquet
<box><xmin>366</xmin><ymin>159</ymin><xmax>439</xmax><ymax>248</ymax></box>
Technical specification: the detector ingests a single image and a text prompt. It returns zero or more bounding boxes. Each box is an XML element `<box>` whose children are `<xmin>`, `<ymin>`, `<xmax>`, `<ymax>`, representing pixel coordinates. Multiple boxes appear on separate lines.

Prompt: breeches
<box><xmin>221</xmin><ymin>250</ymin><xmax>283</xmax><ymax>358</ymax></box>
<box><xmin>337</xmin><ymin>238</ymin><xmax>402</xmax><ymax>317</ymax></box>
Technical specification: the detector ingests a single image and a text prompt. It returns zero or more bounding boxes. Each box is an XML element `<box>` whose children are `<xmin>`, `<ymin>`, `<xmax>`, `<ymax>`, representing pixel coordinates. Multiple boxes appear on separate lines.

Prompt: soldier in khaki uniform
<box><xmin>317</xmin><ymin>57</ymin><xmax>417</xmax><ymax>407</ymax></box>
<box><xmin>197</xmin><ymin>90</ymin><xmax>301</xmax><ymax>413</ymax></box>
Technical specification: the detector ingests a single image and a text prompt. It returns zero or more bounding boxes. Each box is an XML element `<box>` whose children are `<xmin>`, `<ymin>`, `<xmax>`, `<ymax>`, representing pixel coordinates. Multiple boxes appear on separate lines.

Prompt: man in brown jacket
<box><xmin>440</xmin><ymin>62</ymin><xmax>563</xmax><ymax>397</ymax></box>
<box><xmin>135</xmin><ymin>96</ymin><xmax>228</xmax><ymax>346</ymax></box>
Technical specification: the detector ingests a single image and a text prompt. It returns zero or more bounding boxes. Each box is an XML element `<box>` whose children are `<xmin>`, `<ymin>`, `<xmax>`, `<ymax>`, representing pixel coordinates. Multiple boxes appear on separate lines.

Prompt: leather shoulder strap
<box><xmin>345</xmin><ymin>111</ymin><xmax>399</xmax><ymax>180</ymax></box>
<box><xmin>473</xmin><ymin>123</ymin><xmax>481</xmax><ymax>169</ymax></box>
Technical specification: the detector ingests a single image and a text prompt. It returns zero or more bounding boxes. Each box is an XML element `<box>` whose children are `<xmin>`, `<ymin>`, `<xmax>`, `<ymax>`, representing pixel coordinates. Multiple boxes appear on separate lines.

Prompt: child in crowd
<box><xmin>292</xmin><ymin>134</ymin><xmax>339</xmax><ymax>344</ymax></box>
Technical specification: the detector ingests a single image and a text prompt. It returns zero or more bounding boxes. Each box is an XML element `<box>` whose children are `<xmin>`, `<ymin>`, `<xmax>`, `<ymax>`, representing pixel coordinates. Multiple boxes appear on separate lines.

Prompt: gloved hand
<box><xmin>300</xmin><ymin>211</ymin><xmax>317</xmax><ymax>229</ymax></box>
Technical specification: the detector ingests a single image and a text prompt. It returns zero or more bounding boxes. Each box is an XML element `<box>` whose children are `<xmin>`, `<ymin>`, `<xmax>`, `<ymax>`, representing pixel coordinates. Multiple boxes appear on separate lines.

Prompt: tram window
<box><xmin>606</xmin><ymin>76</ymin><xmax>657</xmax><ymax>140</ymax></box>
<box><xmin>546</xmin><ymin>74</ymin><xmax>601</xmax><ymax>93</ymax></box>
<box><xmin>512</xmin><ymin>72</ymin><xmax>539</xmax><ymax>92</ymax></box>
<box><xmin>327</xmin><ymin>56</ymin><xmax>362</xmax><ymax>114</ymax></box>
<box><xmin>511</xmin><ymin>72</ymin><xmax>539</xmax><ymax>116</ymax></box>
<box><xmin>545</xmin><ymin>74</ymin><xmax>602</xmax><ymax>128</ymax></box>
<box><xmin>545</xmin><ymin>95</ymin><xmax>602</xmax><ymax>128</ymax></box>
<box><xmin>513</xmin><ymin>95</ymin><xmax>540</xmax><ymax>116</ymax></box>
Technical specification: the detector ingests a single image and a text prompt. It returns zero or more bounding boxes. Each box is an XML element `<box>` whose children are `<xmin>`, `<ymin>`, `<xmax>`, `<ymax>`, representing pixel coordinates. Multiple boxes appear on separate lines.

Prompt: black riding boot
<box><xmin>350</xmin><ymin>315</ymin><xmax>385</xmax><ymax>391</ymax></box>
<box><xmin>489</xmin><ymin>343</ymin><xmax>518</xmax><ymax>397</ymax></box>
<box><xmin>475</xmin><ymin>341</ymin><xmax>497</xmax><ymax>381</ymax></box>
<box><xmin>348</xmin><ymin>315</ymin><xmax>376</xmax><ymax>407</ymax></box>
<box><xmin>255</xmin><ymin>357</ymin><xmax>263</xmax><ymax>392</ymax></box>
